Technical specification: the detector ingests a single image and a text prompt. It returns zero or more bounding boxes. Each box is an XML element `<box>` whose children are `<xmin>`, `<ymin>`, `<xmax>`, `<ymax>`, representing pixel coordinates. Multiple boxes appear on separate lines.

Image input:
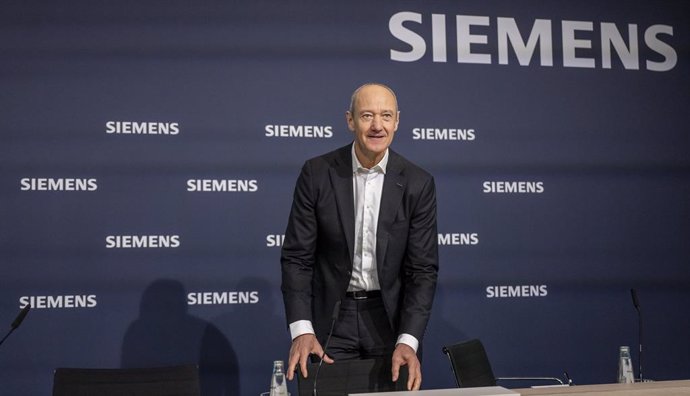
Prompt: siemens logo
<box><xmin>20</xmin><ymin>295</ymin><xmax>97</xmax><ymax>309</ymax></box>
<box><xmin>106</xmin><ymin>121</ymin><xmax>179</xmax><ymax>135</ymax></box>
<box><xmin>390</xmin><ymin>12</ymin><xmax>676</xmax><ymax>71</ymax></box>
<box><xmin>187</xmin><ymin>179</ymin><xmax>258</xmax><ymax>192</ymax></box>
<box><xmin>483</xmin><ymin>181</ymin><xmax>544</xmax><ymax>194</ymax></box>
<box><xmin>486</xmin><ymin>285</ymin><xmax>548</xmax><ymax>298</ymax></box>
<box><xmin>412</xmin><ymin>128</ymin><xmax>475</xmax><ymax>141</ymax></box>
<box><xmin>20</xmin><ymin>178</ymin><xmax>97</xmax><ymax>191</ymax></box>
<box><xmin>106</xmin><ymin>235</ymin><xmax>180</xmax><ymax>249</ymax></box>
<box><xmin>267</xmin><ymin>234</ymin><xmax>285</xmax><ymax>247</ymax></box>
<box><xmin>265</xmin><ymin>125</ymin><xmax>333</xmax><ymax>138</ymax></box>
<box><xmin>187</xmin><ymin>291</ymin><xmax>259</xmax><ymax>305</ymax></box>
<box><xmin>438</xmin><ymin>233</ymin><xmax>479</xmax><ymax>245</ymax></box>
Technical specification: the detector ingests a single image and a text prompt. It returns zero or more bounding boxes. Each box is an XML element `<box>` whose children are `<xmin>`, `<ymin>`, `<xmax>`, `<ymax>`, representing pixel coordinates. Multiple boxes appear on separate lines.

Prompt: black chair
<box><xmin>297</xmin><ymin>358</ymin><xmax>408</xmax><ymax>396</ymax></box>
<box><xmin>52</xmin><ymin>364</ymin><xmax>201</xmax><ymax>396</ymax></box>
<box><xmin>442</xmin><ymin>339</ymin><xmax>564</xmax><ymax>388</ymax></box>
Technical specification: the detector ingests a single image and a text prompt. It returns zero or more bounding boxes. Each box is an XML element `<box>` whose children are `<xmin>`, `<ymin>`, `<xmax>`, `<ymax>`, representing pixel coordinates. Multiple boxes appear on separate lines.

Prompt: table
<box><xmin>516</xmin><ymin>380</ymin><xmax>690</xmax><ymax>396</ymax></box>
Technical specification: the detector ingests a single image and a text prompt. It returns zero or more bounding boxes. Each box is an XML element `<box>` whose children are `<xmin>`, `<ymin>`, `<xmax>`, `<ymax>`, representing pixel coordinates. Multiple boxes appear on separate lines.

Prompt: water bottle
<box><xmin>270</xmin><ymin>360</ymin><xmax>289</xmax><ymax>396</ymax></box>
<box><xmin>618</xmin><ymin>346</ymin><xmax>635</xmax><ymax>383</ymax></box>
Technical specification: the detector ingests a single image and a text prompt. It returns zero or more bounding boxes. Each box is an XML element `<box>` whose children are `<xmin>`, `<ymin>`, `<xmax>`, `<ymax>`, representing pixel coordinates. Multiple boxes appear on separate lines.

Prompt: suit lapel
<box><xmin>329</xmin><ymin>146</ymin><xmax>355</xmax><ymax>265</ymax></box>
<box><xmin>376</xmin><ymin>151</ymin><xmax>406</xmax><ymax>268</ymax></box>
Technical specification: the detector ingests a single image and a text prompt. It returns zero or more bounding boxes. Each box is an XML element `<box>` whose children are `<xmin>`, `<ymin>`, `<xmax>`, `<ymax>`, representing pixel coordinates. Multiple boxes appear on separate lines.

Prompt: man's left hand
<box><xmin>391</xmin><ymin>343</ymin><xmax>421</xmax><ymax>391</ymax></box>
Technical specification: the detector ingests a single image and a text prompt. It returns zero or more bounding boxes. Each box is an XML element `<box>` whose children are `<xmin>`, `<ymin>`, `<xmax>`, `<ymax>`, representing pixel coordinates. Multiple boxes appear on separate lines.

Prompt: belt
<box><xmin>345</xmin><ymin>290</ymin><xmax>381</xmax><ymax>300</ymax></box>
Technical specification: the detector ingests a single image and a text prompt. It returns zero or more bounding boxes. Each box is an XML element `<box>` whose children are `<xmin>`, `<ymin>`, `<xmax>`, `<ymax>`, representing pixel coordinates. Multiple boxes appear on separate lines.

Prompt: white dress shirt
<box><xmin>349</xmin><ymin>144</ymin><xmax>386</xmax><ymax>292</ymax></box>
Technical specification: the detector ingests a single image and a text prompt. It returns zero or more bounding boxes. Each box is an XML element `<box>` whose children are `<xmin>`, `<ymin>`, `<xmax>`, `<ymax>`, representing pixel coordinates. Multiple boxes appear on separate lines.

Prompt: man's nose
<box><xmin>371</xmin><ymin>115</ymin><xmax>383</xmax><ymax>130</ymax></box>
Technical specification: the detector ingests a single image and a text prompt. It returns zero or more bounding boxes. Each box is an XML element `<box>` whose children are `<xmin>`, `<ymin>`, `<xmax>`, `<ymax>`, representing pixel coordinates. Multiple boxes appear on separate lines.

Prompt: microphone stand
<box><xmin>313</xmin><ymin>300</ymin><xmax>341</xmax><ymax>396</ymax></box>
<box><xmin>630</xmin><ymin>289</ymin><xmax>643</xmax><ymax>382</ymax></box>
<box><xmin>0</xmin><ymin>305</ymin><xmax>31</xmax><ymax>348</ymax></box>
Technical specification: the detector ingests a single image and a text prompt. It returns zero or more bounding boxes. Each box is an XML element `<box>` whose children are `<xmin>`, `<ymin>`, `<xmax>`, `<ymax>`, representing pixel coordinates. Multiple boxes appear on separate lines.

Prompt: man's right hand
<box><xmin>286</xmin><ymin>333</ymin><xmax>334</xmax><ymax>380</ymax></box>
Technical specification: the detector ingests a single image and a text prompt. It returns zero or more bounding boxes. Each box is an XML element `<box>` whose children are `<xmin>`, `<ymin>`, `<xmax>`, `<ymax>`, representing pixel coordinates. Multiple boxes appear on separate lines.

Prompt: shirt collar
<box><xmin>351</xmin><ymin>143</ymin><xmax>388</xmax><ymax>174</ymax></box>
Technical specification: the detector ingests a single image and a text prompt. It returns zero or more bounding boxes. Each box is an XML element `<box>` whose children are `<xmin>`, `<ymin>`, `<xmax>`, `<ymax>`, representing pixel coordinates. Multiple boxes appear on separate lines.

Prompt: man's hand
<box><xmin>391</xmin><ymin>343</ymin><xmax>422</xmax><ymax>391</ymax></box>
<box><xmin>286</xmin><ymin>334</ymin><xmax>334</xmax><ymax>380</ymax></box>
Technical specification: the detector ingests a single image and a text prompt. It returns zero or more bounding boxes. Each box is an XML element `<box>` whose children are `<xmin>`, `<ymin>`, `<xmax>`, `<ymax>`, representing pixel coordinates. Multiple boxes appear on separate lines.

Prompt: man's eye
<box><xmin>362</xmin><ymin>114</ymin><xmax>373</xmax><ymax>120</ymax></box>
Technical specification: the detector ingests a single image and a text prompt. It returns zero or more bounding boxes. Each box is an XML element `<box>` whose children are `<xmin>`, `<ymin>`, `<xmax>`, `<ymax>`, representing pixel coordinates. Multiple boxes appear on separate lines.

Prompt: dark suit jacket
<box><xmin>281</xmin><ymin>144</ymin><xmax>438</xmax><ymax>344</ymax></box>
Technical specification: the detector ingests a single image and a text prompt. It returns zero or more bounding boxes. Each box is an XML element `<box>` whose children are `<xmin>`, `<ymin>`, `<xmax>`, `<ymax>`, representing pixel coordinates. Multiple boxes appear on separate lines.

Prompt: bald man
<box><xmin>281</xmin><ymin>83</ymin><xmax>438</xmax><ymax>391</ymax></box>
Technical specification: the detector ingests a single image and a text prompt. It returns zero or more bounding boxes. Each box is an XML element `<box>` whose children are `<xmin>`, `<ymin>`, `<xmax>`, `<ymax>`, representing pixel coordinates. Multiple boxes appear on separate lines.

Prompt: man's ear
<box><xmin>345</xmin><ymin>111</ymin><xmax>355</xmax><ymax>131</ymax></box>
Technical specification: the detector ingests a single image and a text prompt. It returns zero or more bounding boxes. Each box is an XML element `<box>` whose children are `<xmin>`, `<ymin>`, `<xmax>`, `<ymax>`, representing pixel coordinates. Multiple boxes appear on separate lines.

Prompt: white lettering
<box><xmin>266</xmin><ymin>234</ymin><xmax>286</xmax><ymax>247</ymax></box>
<box><xmin>438</xmin><ymin>233</ymin><xmax>479</xmax><ymax>245</ymax></box>
<box><xmin>105</xmin><ymin>121</ymin><xmax>180</xmax><ymax>135</ymax></box>
<box><xmin>389</xmin><ymin>12</ymin><xmax>676</xmax><ymax>72</ymax></box>
<box><xmin>498</xmin><ymin>18</ymin><xmax>553</xmax><ymax>66</ymax></box>
<box><xmin>20</xmin><ymin>178</ymin><xmax>97</xmax><ymax>191</ymax></box>
<box><xmin>264</xmin><ymin>125</ymin><xmax>333</xmax><ymax>138</ymax></box>
<box><xmin>601</xmin><ymin>23</ymin><xmax>639</xmax><ymax>70</ymax></box>
<box><xmin>457</xmin><ymin>15</ymin><xmax>491</xmax><ymax>64</ymax></box>
<box><xmin>432</xmin><ymin>14</ymin><xmax>447</xmax><ymax>62</ymax></box>
<box><xmin>412</xmin><ymin>128</ymin><xmax>475</xmax><ymax>141</ymax></box>
<box><xmin>105</xmin><ymin>235</ymin><xmax>181</xmax><ymax>249</ymax></box>
<box><xmin>486</xmin><ymin>285</ymin><xmax>548</xmax><ymax>298</ymax></box>
<box><xmin>389</xmin><ymin>12</ymin><xmax>426</xmax><ymax>62</ymax></box>
<box><xmin>19</xmin><ymin>295</ymin><xmax>98</xmax><ymax>309</ymax></box>
<box><xmin>645</xmin><ymin>25</ymin><xmax>677</xmax><ymax>72</ymax></box>
<box><xmin>186</xmin><ymin>179</ymin><xmax>259</xmax><ymax>192</ymax></box>
<box><xmin>187</xmin><ymin>291</ymin><xmax>260</xmax><ymax>305</ymax></box>
<box><xmin>562</xmin><ymin>20</ymin><xmax>595</xmax><ymax>68</ymax></box>
<box><xmin>483</xmin><ymin>181</ymin><xmax>544</xmax><ymax>193</ymax></box>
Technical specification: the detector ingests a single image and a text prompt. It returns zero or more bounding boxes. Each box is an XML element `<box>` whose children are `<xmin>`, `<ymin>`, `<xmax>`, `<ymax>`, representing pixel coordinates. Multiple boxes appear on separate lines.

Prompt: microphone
<box><xmin>563</xmin><ymin>371</ymin><xmax>574</xmax><ymax>386</ymax></box>
<box><xmin>0</xmin><ymin>305</ymin><xmax>31</xmax><ymax>348</ymax></box>
<box><xmin>631</xmin><ymin>288</ymin><xmax>640</xmax><ymax>311</ymax></box>
<box><xmin>630</xmin><ymin>289</ymin><xmax>643</xmax><ymax>381</ymax></box>
<box><xmin>313</xmin><ymin>300</ymin><xmax>341</xmax><ymax>396</ymax></box>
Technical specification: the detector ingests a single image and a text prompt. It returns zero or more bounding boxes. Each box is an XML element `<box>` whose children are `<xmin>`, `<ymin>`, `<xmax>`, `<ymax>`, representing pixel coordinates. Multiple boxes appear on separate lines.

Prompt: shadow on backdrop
<box><xmin>121</xmin><ymin>279</ymin><xmax>239</xmax><ymax>395</ymax></box>
<box><xmin>212</xmin><ymin>276</ymin><xmax>291</xmax><ymax>396</ymax></box>
<box><xmin>423</xmin><ymin>282</ymin><xmax>469</xmax><ymax>389</ymax></box>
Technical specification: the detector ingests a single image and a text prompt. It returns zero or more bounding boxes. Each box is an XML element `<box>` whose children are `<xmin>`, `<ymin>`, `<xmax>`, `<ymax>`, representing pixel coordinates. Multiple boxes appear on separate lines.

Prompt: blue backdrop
<box><xmin>1</xmin><ymin>1</ymin><xmax>689</xmax><ymax>395</ymax></box>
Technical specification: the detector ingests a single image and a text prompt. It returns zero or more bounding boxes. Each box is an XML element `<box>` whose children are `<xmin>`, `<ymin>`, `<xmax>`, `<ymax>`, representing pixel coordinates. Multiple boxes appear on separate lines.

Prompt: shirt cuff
<box><xmin>396</xmin><ymin>333</ymin><xmax>419</xmax><ymax>352</ymax></box>
<box><xmin>289</xmin><ymin>320</ymin><xmax>315</xmax><ymax>340</ymax></box>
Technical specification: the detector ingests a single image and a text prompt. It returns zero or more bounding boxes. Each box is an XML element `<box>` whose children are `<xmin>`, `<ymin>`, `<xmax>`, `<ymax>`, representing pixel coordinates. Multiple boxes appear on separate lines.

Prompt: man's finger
<box><xmin>299</xmin><ymin>352</ymin><xmax>310</xmax><ymax>379</ymax></box>
<box><xmin>391</xmin><ymin>359</ymin><xmax>401</xmax><ymax>382</ymax></box>
<box><xmin>407</xmin><ymin>366</ymin><xmax>421</xmax><ymax>391</ymax></box>
<box><xmin>413</xmin><ymin>360</ymin><xmax>423</xmax><ymax>390</ymax></box>
<box><xmin>287</xmin><ymin>348</ymin><xmax>300</xmax><ymax>381</ymax></box>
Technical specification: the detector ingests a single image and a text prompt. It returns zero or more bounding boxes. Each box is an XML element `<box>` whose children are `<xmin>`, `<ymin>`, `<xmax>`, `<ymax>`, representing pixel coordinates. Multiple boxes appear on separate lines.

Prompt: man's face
<box><xmin>346</xmin><ymin>85</ymin><xmax>399</xmax><ymax>166</ymax></box>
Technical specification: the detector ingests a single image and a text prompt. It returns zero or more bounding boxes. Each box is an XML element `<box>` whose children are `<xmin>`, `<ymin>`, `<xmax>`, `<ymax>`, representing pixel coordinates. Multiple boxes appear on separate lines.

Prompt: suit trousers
<box><xmin>325</xmin><ymin>295</ymin><xmax>396</xmax><ymax>361</ymax></box>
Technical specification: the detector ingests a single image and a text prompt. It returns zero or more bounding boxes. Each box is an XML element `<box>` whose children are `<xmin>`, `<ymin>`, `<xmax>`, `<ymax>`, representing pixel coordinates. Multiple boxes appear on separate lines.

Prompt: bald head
<box><xmin>348</xmin><ymin>83</ymin><xmax>399</xmax><ymax>116</ymax></box>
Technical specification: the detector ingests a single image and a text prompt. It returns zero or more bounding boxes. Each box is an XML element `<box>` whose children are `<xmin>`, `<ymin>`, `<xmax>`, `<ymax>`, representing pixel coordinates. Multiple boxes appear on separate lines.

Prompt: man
<box><xmin>281</xmin><ymin>83</ymin><xmax>438</xmax><ymax>391</ymax></box>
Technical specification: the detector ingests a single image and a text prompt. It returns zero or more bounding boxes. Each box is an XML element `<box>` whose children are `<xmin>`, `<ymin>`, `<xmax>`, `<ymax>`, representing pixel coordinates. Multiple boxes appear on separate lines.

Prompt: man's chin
<box><xmin>365</xmin><ymin>141</ymin><xmax>389</xmax><ymax>153</ymax></box>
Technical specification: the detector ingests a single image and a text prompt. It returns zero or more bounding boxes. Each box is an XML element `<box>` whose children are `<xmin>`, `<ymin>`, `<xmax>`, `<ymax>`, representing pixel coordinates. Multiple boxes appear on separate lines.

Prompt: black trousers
<box><xmin>324</xmin><ymin>295</ymin><xmax>396</xmax><ymax>361</ymax></box>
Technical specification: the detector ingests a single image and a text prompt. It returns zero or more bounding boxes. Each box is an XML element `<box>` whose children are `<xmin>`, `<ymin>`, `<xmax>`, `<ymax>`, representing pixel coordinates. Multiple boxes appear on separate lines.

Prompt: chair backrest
<box><xmin>442</xmin><ymin>339</ymin><xmax>497</xmax><ymax>388</ymax></box>
<box><xmin>297</xmin><ymin>358</ymin><xmax>408</xmax><ymax>396</ymax></box>
<box><xmin>52</xmin><ymin>365</ymin><xmax>201</xmax><ymax>396</ymax></box>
